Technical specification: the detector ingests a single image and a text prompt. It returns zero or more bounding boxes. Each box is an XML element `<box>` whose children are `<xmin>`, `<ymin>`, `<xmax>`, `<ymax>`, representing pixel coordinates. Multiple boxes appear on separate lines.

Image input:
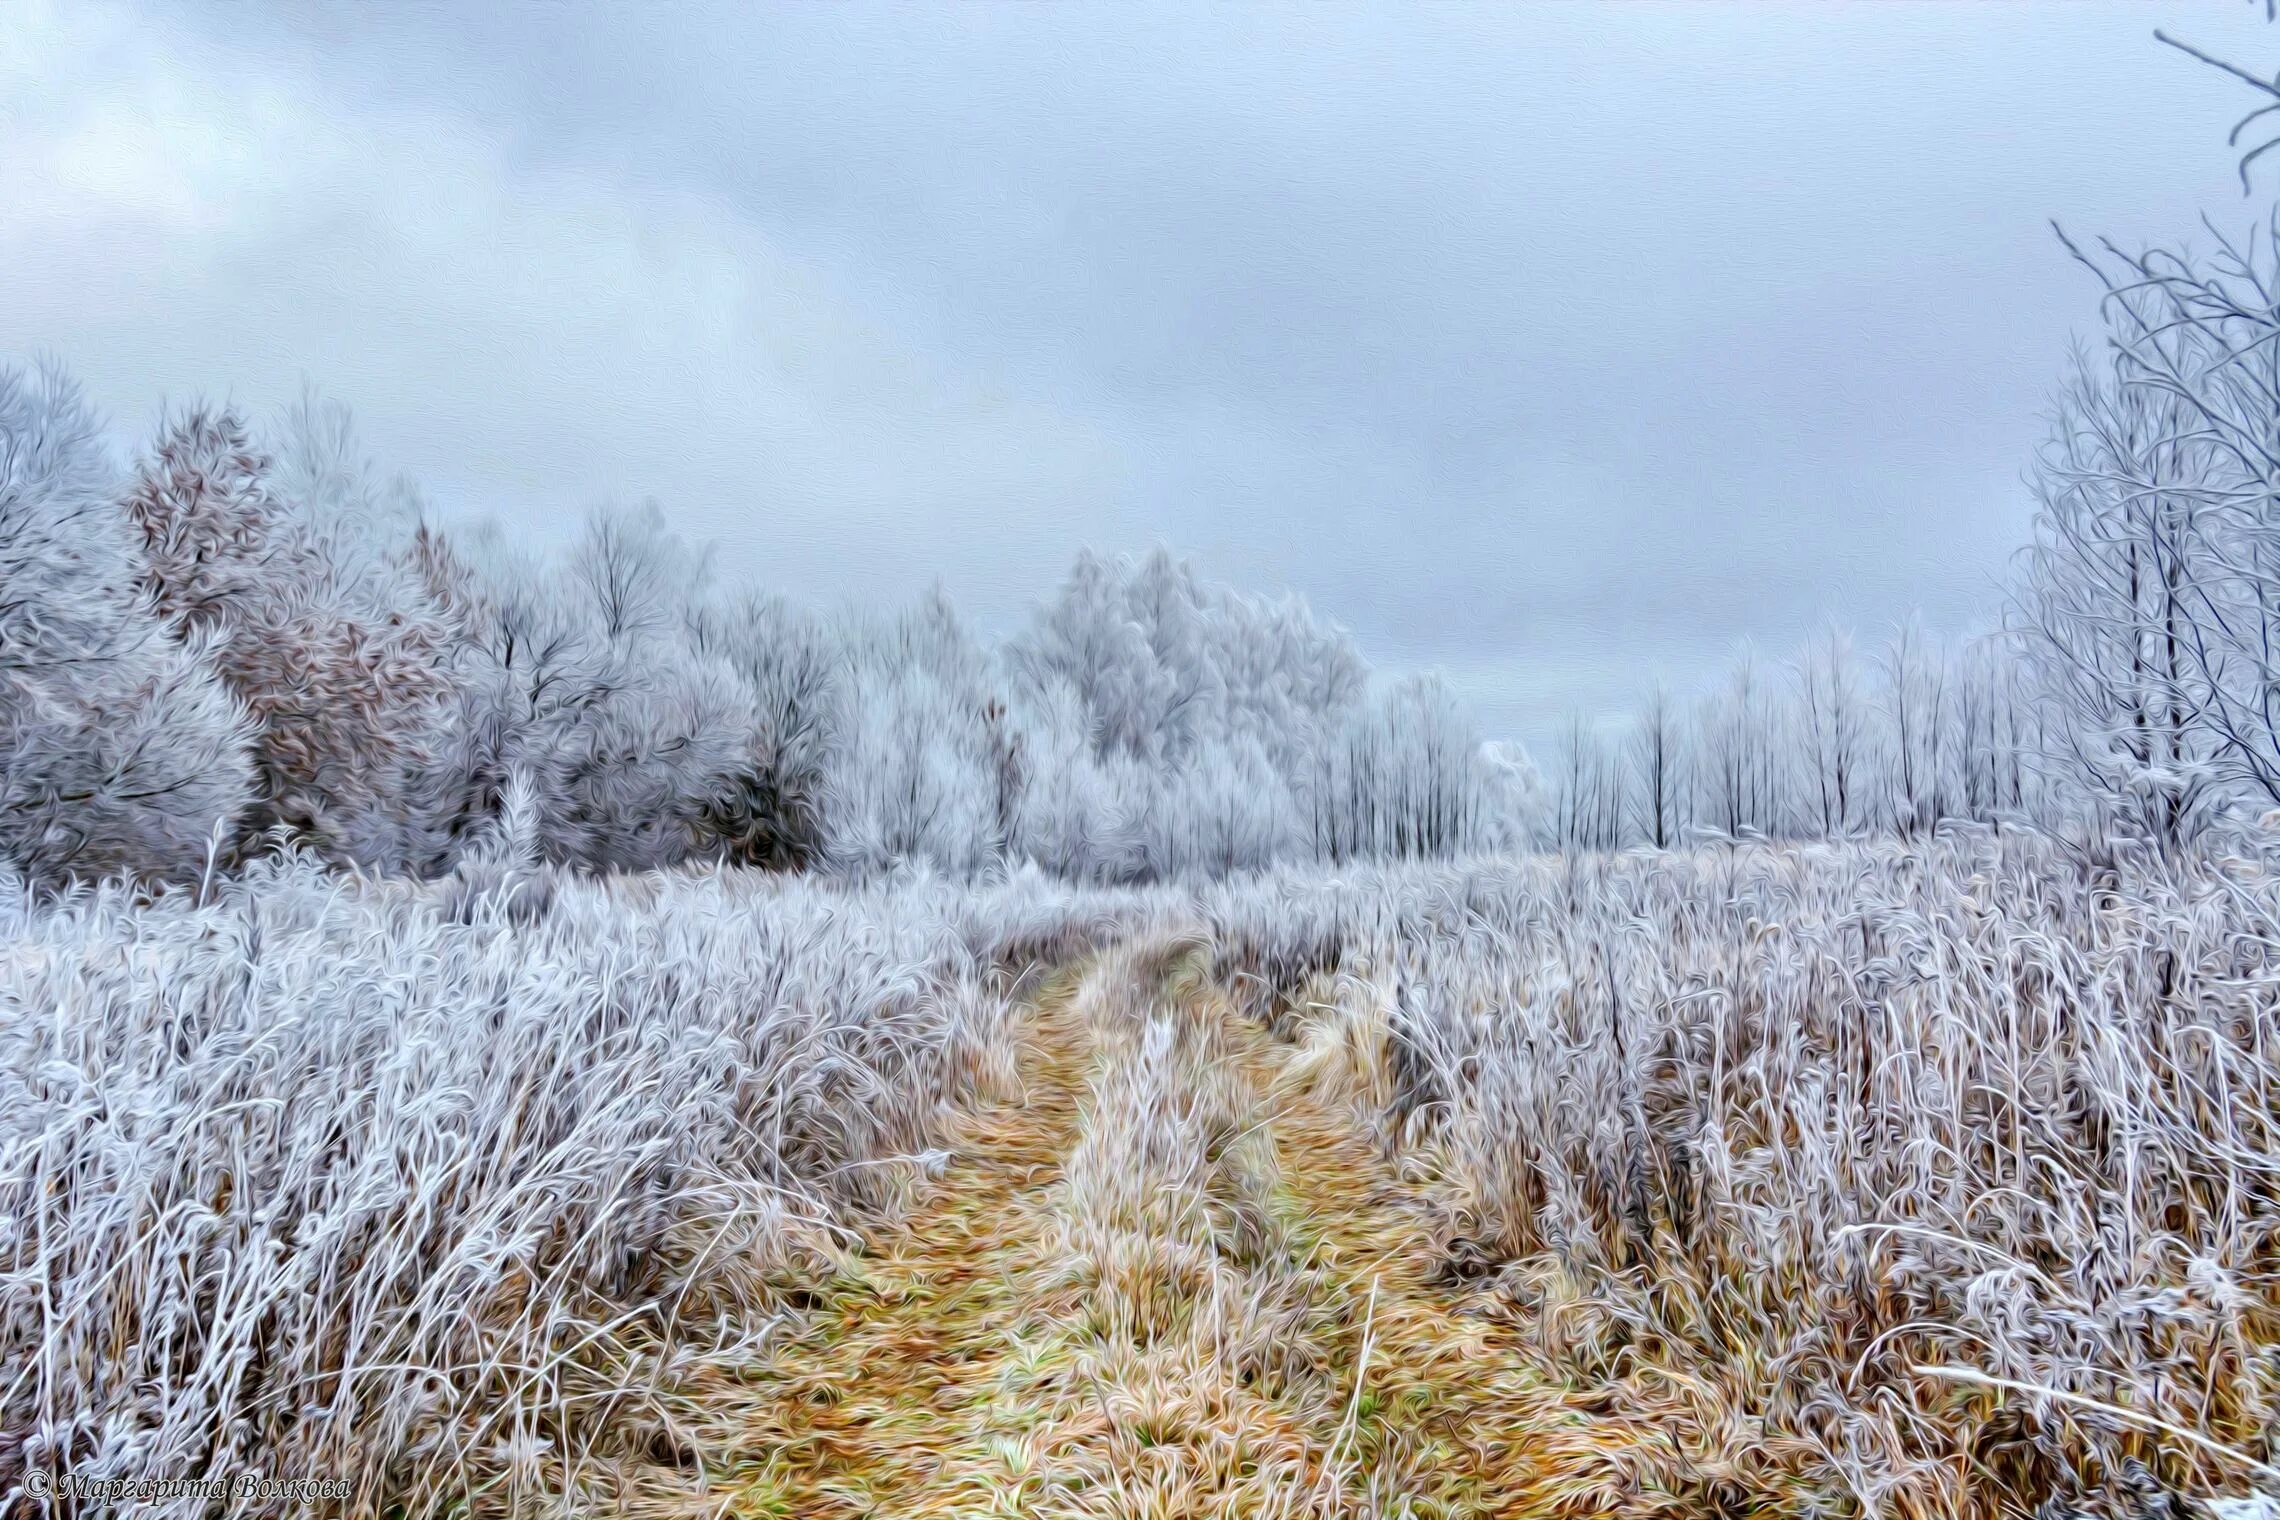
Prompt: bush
<box><xmin>122</xmin><ymin>403</ymin><xmax>457</xmax><ymax>872</ymax></box>
<box><xmin>0</xmin><ymin>366</ymin><xmax>252</xmax><ymax>891</ymax></box>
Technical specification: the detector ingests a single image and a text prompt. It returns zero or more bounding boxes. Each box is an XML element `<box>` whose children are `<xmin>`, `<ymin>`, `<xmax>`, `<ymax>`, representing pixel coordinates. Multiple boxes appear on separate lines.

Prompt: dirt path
<box><xmin>651</xmin><ymin>942</ymin><xmax>1631</xmax><ymax>1518</ymax></box>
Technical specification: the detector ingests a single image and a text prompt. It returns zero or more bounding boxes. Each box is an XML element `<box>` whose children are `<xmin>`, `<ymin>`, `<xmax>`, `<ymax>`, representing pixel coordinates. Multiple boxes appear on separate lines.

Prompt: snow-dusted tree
<box><xmin>1478</xmin><ymin>739</ymin><xmax>1552</xmax><ymax>851</ymax></box>
<box><xmin>419</xmin><ymin>507</ymin><xmax>762</xmax><ymax>873</ymax></box>
<box><xmin>1008</xmin><ymin>545</ymin><xmax>1377</xmax><ymax>874</ymax></box>
<box><xmin>0</xmin><ymin>364</ymin><xmax>253</xmax><ymax>889</ymax></box>
<box><xmin>553</xmin><ymin>658</ymin><xmax>755</xmax><ymax>872</ymax></box>
<box><xmin>1874</xmin><ymin>618</ymin><xmax>1956</xmax><ymax>838</ymax></box>
<box><xmin>1004</xmin><ymin>677</ymin><xmax>1149</xmax><ymax>882</ymax></box>
<box><xmin>1011</xmin><ymin>546</ymin><xmax>1366</xmax><ymax>786</ymax></box>
<box><xmin>1949</xmin><ymin>634</ymin><xmax>2030</xmax><ymax>824</ymax></box>
<box><xmin>413</xmin><ymin>527</ymin><xmax>599</xmax><ymax>866</ymax></box>
<box><xmin>981</xmin><ymin>695</ymin><xmax>1025</xmax><ymax>862</ymax></box>
<box><xmin>826</xmin><ymin>665</ymin><xmax>998</xmax><ymax>877</ymax></box>
<box><xmin>269</xmin><ymin>385</ymin><xmax>428</xmax><ymax>554</ymax></box>
<box><xmin>1554</xmin><ymin>713</ymin><xmax>1626</xmax><ymax>852</ymax></box>
<box><xmin>548</xmin><ymin>507</ymin><xmax>761</xmax><ymax>870</ymax></box>
<box><xmin>125</xmin><ymin>406</ymin><xmax>271</xmax><ymax>634</ymax></box>
<box><xmin>2003</xmin><ymin>33</ymin><xmax>2280</xmax><ymax>836</ymax></box>
<box><xmin>1695</xmin><ymin>647</ymin><xmax>1785</xmax><ymax>839</ymax></box>
<box><xmin>686</xmin><ymin>592</ymin><xmax>840</xmax><ymax>871</ymax></box>
<box><xmin>1628</xmin><ymin>684</ymin><xmax>1687</xmax><ymax>849</ymax></box>
<box><xmin>1209</xmin><ymin>582</ymin><xmax>1370</xmax><ymax>778</ymax></box>
<box><xmin>822</xmin><ymin>589</ymin><xmax>1001</xmax><ymax>878</ymax></box>
<box><xmin>121</xmin><ymin>402</ymin><xmax>458</xmax><ymax>871</ymax></box>
<box><xmin>1144</xmin><ymin>735</ymin><xmax>1298</xmax><ymax>878</ymax></box>
<box><xmin>1318</xmin><ymin>675</ymin><xmax>1495</xmax><ymax>861</ymax></box>
<box><xmin>571</xmin><ymin>500</ymin><xmax>688</xmax><ymax>644</ymax></box>
<box><xmin>1012</xmin><ymin>550</ymin><xmax>1195</xmax><ymax>767</ymax></box>
<box><xmin>1696</xmin><ymin>667</ymin><xmax>1743</xmax><ymax>840</ymax></box>
<box><xmin>2017</xmin><ymin>286</ymin><xmax>2275</xmax><ymax>842</ymax></box>
<box><xmin>1791</xmin><ymin>623</ymin><xmax>1868</xmax><ymax>838</ymax></box>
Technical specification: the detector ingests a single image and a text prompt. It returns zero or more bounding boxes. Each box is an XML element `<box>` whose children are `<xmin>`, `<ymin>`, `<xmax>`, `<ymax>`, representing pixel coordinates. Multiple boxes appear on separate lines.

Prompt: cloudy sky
<box><xmin>5</xmin><ymin>2</ymin><xmax>2273</xmax><ymax>755</ymax></box>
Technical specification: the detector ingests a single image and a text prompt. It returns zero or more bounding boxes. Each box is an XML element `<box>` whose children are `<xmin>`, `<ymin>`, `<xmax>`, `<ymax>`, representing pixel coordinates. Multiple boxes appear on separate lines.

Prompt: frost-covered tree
<box><xmin>1210</xmin><ymin>584</ymin><xmax>1371</xmax><ymax>779</ymax></box>
<box><xmin>1004</xmin><ymin>677</ymin><xmax>1152</xmax><ymax>882</ymax></box>
<box><xmin>0</xmin><ymin>364</ymin><xmax>253</xmax><ymax>890</ymax></box>
<box><xmin>1605</xmin><ymin>619</ymin><xmax>2040</xmax><ymax>849</ymax></box>
<box><xmin>1695</xmin><ymin>647</ymin><xmax>1785</xmax><ymax>839</ymax></box>
<box><xmin>412</xmin><ymin>527</ymin><xmax>596</xmax><ymax>865</ymax></box>
<box><xmin>1007</xmin><ymin>546</ymin><xmax>1377</xmax><ymax>876</ymax></box>
<box><xmin>2017</xmin><ymin>341</ymin><xmax>2255</xmax><ymax>846</ymax></box>
<box><xmin>1629</xmin><ymin>684</ymin><xmax>1687</xmax><ymax>849</ymax></box>
<box><xmin>1949</xmin><ymin>634</ymin><xmax>2030</xmax><ymax>825</ymax></box>
<box><xmin>687</xmin><ymin>592</ymin><xmax>840</xmax><ymax>871</ymax></box>
<box><xmin>2002</xmin><ymin>37</ymin><xmax>2280</xmax><ymax>839</ymax></box>
<box><xmin>121</xmin><ymin>402</ymin><xmax>457</xmax><ymax>871</ymax></box>
<box><xmin>1876</xmin><ymin>617</ymin><xmax>1954</xmax><ymax>838</ymax></box>
<box><xmin>1144</xmin><ymin>735</ymin><xmax>1298</xmax><ymax>878</ymax></box>
<box><xmin>419</xmin><ymin>507</ymin><xmax>762</xmax><ymax>873</ymax></box>
<box><xmin>550</xmin><ymin>507</ymin><xmax>760</xmax><ymax>870</ymax></box>
<box><xmin>1318</xmin><ymin>675</ymin><xmax>1498</xmax><ymax>862</ymax></box>
<box><xmin>1791</xmin><ymin>624</ymin><xmax>1867</xmax><ymax>838</ymax></box>
<box><xmin>1554</xmin><ymin>714</ymin><xmax>1621</xmax><ymax>852</ymax></box>
<box><xmin>1478</xmin><ymin>739</ymin><xmax>1552</xmax><ymax>851</ymax></box>
<box><xmin>1013</xmin><ymin>550</ymin><xmax>1195</xmax><ymax>767</ymax></box>
<box><xmin>827</xmin><ymin>666</ymin><xmax>997</xmax><ymax>877</ymax></box>
<box><xmin>1010</xmin><ymin>547</ymin><xmax>1367</xmax><ymax>781</ymax></box>
<box><xmin>823</xmin><ymin>589</ymin><xmax>1002</xmax><ymax>878</ymax></box>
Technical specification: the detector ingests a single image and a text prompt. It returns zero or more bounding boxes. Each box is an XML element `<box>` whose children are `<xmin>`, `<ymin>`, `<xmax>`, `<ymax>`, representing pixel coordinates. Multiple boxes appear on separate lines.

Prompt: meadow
<box><xmin>8</xmin><ymin>828</ymin><xmax>2278</xmax><ymax>1516</ymax></box>
<box><xmin>12</xmin><ymin>32</ymin><xmax>2280</xmax><ymax>1503</ymax></box>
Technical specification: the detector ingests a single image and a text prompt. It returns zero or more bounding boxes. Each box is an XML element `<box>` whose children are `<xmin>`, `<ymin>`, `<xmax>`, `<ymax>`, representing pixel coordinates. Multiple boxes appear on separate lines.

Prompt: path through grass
<box><xmin>641</xmin><ymin>940</ymin><xmax>1642</xmax><ymax>1518</ymax></box>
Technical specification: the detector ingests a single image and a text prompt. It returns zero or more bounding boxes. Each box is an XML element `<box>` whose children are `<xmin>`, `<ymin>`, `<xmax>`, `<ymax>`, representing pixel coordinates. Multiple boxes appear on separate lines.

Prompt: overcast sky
<box><xmin>6</xmin><ymin>2</ymin><xmax>2274</xmax><ymax>756</ymax></box>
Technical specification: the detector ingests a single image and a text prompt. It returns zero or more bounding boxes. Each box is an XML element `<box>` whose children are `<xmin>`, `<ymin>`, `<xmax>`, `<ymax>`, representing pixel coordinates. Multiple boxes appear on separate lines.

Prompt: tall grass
<box><xmin>6</xmin><ymin>832</ymin><xmax>2279</xmax><ymax>1515</ymax></box>
<box><xmin>1203</xmin><ymin>833</ymin><xmax>2280</xmax><ymax>1516</ymax></box>
<box><xmin>0</xmin><ymin>854</ymin><xmax>1038</xmax><ymax>1514</ymax></box>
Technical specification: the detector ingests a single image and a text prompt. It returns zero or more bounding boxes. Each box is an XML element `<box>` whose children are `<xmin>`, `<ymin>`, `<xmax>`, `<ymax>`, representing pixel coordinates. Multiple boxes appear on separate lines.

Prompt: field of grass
<box><xmin>7</xmin><ymin>832</ymin><xmax>2280</xmax><ymax>1516</ymax></box>
<box><xmin>622</xmin><ymin>940</ymin><xmax>1635</xmax><ymax>1518</ymax></box>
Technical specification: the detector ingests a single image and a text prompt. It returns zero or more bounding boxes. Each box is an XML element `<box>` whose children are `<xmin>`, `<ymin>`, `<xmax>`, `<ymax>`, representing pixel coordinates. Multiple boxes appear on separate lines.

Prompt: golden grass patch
<box><xmin>625</xmin><ymin>946</ymin><xmax>1658</xmax><ymax>1518</ymax></box>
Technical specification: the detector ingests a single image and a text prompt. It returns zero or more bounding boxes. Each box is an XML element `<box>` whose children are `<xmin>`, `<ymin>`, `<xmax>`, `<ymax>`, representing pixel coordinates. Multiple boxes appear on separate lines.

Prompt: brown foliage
<box><xmin>123</xmin><ymin>408</ymin><xmax>458</xmax><ymax>867</ymax></box>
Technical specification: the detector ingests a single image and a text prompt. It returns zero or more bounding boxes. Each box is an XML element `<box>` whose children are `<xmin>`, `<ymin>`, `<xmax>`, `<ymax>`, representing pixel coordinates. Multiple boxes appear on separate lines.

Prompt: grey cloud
<box><xmin>7</xmin><ymin>0</ymin><xmax>2273</xmax><ymax>759</ymax></box>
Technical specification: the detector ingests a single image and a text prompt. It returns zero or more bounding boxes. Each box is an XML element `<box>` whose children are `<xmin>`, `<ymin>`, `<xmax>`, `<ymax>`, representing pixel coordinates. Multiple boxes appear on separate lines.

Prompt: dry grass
<box><xmin>0</xmin><ymin>857</ymin><xmax>1029</xmax><ymax>1515</ymax></box>
<box><xmin>624</xmin><ymin>938</ymin><xmax>1651</xmax><ymax>1519</ymax></box>
<box><xmin>1203</xmin><ymin>832</ymin><xmax>2280</xmax><ymax>1517</ymax></box>
<box><xmin>10</xmin><ymin>832</ymin><xmax>2280</xmax><ymax>1517</ymax></box>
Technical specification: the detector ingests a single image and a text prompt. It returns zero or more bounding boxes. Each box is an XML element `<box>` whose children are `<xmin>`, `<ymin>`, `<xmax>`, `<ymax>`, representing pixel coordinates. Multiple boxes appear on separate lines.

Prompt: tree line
<box><xmin>1549</xmin><ymin>24</ymin><xmax>2280</xmax><ymax>859</ymax></box>
<box><xmin>11</xmin><ymin>21</ymin><xmax>2280</xmax><ymax>890</ymax></box>
<box><xmin>0</xmin><ymin>374</ymin><xmax>1530</xmax><ymax>895</ymax></box>
<box><xmin>1546</xmin><ymin>621</ymin><xmax>2043</xmax><ymax>852</ymax></box>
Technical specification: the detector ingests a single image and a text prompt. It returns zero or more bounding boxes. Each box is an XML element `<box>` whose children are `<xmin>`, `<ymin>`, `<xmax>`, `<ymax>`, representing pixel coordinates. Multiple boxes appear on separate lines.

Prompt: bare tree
<box><xmin>1696</xmin><ymin>648</ymin><xmax>1779</xmax><ymax>839</ymax></box>
<box><xmin>1877</xmin><ymin>618</ymin><xmax>1956</xmax><ymax>838</ymax></box>
<box><xmin>1792</xmin><ymin>623</ymin><xmax>1866</xmax><ymax>837</ymax></box>
<box><xmin>1629</xmin><ymin>684</ymin><xmax>1685</xmax><ymax>849</ymax></box>
<box><xmin>2017</xmin><ymin>350</ymin><xmax>2231</xmax><ymax>845</ymax></box>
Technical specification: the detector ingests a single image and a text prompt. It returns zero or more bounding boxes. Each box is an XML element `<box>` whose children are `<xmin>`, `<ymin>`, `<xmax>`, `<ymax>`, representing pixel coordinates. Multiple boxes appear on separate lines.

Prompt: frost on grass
<box><xmin>1205</xmin><ymin>834</ymin><xmax>2280</xmax><ymax>1517</ymax></box>
<box><xmin>7</xmin><ymin>837</ymin><xmax>2280</xmax><ymax>1517</ymax></box>
<box><xmin>0</xmin><ymin>857</ymin><xmax>1034</xmax><ymax>1513</ymax></box>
